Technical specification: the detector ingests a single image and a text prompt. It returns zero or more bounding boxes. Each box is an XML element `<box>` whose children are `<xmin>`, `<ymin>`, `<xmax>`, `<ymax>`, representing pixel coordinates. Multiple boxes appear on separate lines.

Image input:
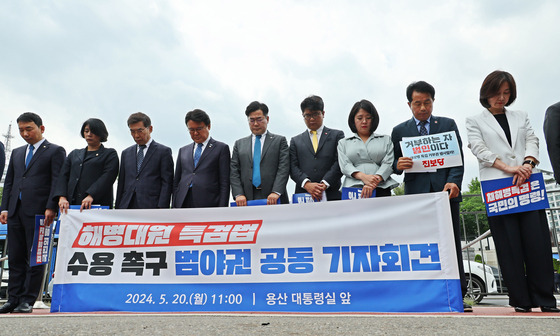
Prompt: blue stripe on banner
<box><xmin>51</xmin><ymin>279</ymin><xmax>462</xmax><ymax>313</ymax></box>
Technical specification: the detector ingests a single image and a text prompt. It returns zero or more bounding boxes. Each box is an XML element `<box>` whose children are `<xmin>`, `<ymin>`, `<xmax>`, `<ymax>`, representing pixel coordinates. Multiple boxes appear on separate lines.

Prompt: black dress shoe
<box><xmin>514</xmin><ymin>306</ymin><xmax>532</xmax><ymax>313</ymax></box>
<box><xmin>12</xmin><ymin>302</ymin><xmax>33</xmax><ymax>313</ymax></box>
<box><xmin>0</xmin><ymin>302</ymin><xmax>18</xmax><ymax>314</ymax></box>
<box><xmin>540</xmin><ymin>306</ymin><xmax>560</xmax><ymax>313</ymax></box>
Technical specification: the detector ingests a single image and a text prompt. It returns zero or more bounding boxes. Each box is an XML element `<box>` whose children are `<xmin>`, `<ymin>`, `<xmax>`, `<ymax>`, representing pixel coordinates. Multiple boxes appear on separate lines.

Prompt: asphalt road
<box><xmin>1</xmin><ymin>313</ymin><xmax>560</xmax><ymax>336</ymax></box>
<box><xmin>1</xmin><ymin>296</ymin><xmax>559</xmax><ymax>336</ymax></box>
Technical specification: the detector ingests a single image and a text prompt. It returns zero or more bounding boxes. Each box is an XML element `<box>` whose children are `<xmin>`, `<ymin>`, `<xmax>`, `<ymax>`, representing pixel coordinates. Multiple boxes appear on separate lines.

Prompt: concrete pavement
<box><xmin>1</xmin><ymin>301</ymin><xmax>559</xmax><ymax>336</ymax></box>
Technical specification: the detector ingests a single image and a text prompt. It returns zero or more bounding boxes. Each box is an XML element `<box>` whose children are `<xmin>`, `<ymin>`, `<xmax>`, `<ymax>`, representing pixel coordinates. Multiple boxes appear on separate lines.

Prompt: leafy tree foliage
<box><xmin>460</xmin><ymin>177</ymin><xmax>489</xmax><ymax>241</ymax></box>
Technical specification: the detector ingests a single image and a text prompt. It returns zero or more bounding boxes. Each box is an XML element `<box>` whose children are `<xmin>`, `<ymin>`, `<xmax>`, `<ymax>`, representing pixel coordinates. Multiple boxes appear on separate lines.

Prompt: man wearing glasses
<box><xmin>173</xmin><ymin>109</ymin><xmax>230</xmax><ymax>208</ymax></box>
<box><xmin>289</xmin><ymin>95</ymin><xmax>345</xmax><ymax>201</ymax></box>
<box><xmin>231</xmin><ymin>101</ymin><xmax>290</xmax><ymax>206</ymax></box>
<box><xmin>116</xmin><ymin>112</ymin><xmax>174</xmax><ymax>209</ymax></box>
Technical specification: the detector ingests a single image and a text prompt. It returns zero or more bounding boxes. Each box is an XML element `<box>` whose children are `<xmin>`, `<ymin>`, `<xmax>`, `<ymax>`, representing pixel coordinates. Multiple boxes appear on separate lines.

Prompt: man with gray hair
<box><xmin>116</xmin><ymin>112</ymin><xmax>174</xmax><ymax>209</ymax></box>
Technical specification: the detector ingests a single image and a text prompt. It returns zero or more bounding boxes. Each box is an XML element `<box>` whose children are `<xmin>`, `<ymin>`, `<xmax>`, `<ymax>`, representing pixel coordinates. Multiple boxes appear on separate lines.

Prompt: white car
<box><xmin>463</xmin><ymin>260</ymin><xmax>498</xmax><ymax>303</ymax></box>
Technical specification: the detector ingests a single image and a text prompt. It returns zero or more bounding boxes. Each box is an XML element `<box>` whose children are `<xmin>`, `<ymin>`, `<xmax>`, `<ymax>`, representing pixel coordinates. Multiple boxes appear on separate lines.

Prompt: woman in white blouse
<box><xmin>337</xmin><ymin>99</ymin><xmax>398</xmax><ymax>198</ymax></box>
<box><xmin>466</xmin><ymin>70</ymin><xmax>558</xmax><ymax>313</ymax></box>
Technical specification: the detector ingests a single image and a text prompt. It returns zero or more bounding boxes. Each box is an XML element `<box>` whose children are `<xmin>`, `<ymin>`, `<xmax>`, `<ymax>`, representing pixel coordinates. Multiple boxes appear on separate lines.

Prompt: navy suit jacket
<box><xmin>53</xmin><ymin>145</ymin><xmax>119</xmax><ymax>207</ymax></box>
<box><xmin>391</xmin><ymin>116</ymin><xmax>464</xmax><ymax>202</ymax></box>
<box><xmin>116</xmin><ymin>141</ymin><xmax>174</xmax><ymax>209</ymax></box>
<box><xmin>173</xmin><ymin>137</ymin><xmax>230</xmax><ymax>208</ymax></box>
<box><xmin>1</xmin><ymin>140</ymin><xmax>66</xmax><ymax>217</ymax></box>
<box><xmin>289</xmin><ymin>127</ymin><xmax>345</xmax><ymax>200</ymax></box>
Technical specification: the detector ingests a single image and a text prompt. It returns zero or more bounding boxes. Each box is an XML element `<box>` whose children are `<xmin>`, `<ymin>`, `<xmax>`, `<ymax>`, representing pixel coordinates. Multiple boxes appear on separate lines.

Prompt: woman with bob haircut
<box><xmin>466</xmin><ymin>70</ymin><xmax>559</xmax><ymax>313</ymax></box>
<box><xmin>54</xmin><ymin>118</ymin><xmax>119</xmax><ymax>211</ymax></box>
<box><xmin>337</xmin><ymin>99</ymin><xmax>398</xmax><ymax>198</ymax></box>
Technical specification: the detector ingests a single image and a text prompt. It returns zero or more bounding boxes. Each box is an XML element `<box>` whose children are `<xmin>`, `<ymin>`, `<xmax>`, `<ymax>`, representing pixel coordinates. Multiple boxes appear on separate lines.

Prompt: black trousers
<box><xmin>488</xmin><ymin>209</ymin><xmax>556</xmax><ymax>307</ymax></box>
<box><xmin>6</xmin><ymin>201</ymin><xmax>46</xmax><ymax>305</ymax></box>
<box><xmin>375</xmin><ymin>187</ymin><xmax>391</xmax><ymax>197</ymax></box>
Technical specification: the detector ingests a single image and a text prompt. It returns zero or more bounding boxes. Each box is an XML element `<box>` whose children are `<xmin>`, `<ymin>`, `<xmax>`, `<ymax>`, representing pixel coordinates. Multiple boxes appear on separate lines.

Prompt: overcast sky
<box><xmin>2</xmin><ymin>0</ymin><xmax>559</xmax><ymax>192</ymax></box>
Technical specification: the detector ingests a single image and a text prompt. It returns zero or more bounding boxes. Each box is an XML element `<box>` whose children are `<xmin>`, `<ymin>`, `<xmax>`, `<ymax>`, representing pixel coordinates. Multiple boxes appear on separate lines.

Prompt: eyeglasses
<box><xmin>188</xmin><ymin>126</ymin><xmax>207</xmax><ymax>133</ymax></box>
<box><xmin>303</xmin><ymin>112</ymin><xmax>323</xmax><ymax>120</ymax></box>
<box><xmin>130</xmin><ymin>128</ymin><xmax>146</xmax><ymax>135</ymax></box>
<box><xmin>248</xmin><ymin>117</ymin><xmax>266</xmax><ymax>124</ymax></box>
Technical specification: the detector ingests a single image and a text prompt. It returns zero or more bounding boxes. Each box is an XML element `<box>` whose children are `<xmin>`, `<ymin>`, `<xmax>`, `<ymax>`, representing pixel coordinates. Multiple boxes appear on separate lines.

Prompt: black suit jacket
<box><xmin>116</xmin><ymin>141</ymin><xmax>174</xmax><ymax>209</ymax></box>
<box><xmin>544</xmin><ymin>102</ymin><xmax>560</xmax><ymax>183</ymax></box>
<box><xmin>391</xmin><ymin>116</ymin><xmax>463</xmax><ymax>202</ymax></box>
<box><xmin>53</xmin><ymin>145</ymin><xmax>119</xmax><ymax>207</ymax></box>
<box><xmin>173</xmin><ymin>138</ymin><xmax>230</xmax><ymax>208</ymax></box>
<box><xmin>0</xmin><ymin>141</ymin><xmax>5</xmax><ymax>180</ymax></box>
<box><xmin>1</xmin><ymin>140</ymin><xmax>66</xmax><ymax>217</ymax></box>
<box><xmin>289</xmin><ymin>126</ymin><xmax>345</xmax><ymax>200</ymax></box>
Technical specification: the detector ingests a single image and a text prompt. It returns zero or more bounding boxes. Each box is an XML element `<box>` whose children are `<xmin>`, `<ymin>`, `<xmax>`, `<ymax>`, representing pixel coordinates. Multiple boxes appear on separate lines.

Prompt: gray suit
<box><xmin>544</xmin><ymin>101</ymin><xmax>560</xmax><ymax>183</ymax></box>
<box><xmin>230</xmin><ymin>132</ymin><xmax>290</xmax><ymax>204</ymax></box>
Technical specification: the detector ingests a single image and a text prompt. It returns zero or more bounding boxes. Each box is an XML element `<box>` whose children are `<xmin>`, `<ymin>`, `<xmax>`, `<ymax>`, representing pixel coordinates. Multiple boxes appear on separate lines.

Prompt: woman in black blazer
<box><xmin>55</xmin><ymin>118</ymin><xmax>119</xmax><ymax>211</ymax></box>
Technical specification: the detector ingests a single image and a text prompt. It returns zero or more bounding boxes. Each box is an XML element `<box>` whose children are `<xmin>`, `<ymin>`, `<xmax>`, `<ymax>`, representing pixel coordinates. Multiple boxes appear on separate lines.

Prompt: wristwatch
<box><xmin>522</xmin><ymin>159</ymin><xmax>536</xmax><ymax>168</ymax></box>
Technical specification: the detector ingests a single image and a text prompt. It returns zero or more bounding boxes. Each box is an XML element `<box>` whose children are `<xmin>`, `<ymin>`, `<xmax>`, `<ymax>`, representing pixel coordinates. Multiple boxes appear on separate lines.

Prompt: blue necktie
<box><xmin>137</xmin><ymin>144</ymin><xmax>146</xmax><ymax>173</ymax></box>
<box><xmin>253</xmin><ymin>135</ymin><xmax>262</xmax><ymax>187</ymax></box>
<box><xmin>25</xmin><ymin>144</ymin><xmax>34</xmax><ymax>168</ymax></box>
<box><xmin>419</xmin><ymin>120</ymin><xmax>428</xmax><ymax>136</ymax></box>
<box><xmin>194</xmin><ymin>143</ymin><xmax>203</xmax><ymax>167</ymax></box>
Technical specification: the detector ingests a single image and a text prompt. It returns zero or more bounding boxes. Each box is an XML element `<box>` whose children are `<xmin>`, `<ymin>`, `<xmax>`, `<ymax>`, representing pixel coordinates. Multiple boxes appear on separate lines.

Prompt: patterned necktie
<box><xmin>194</xmin><ymin>143</ymin><xmax>203</xmax><ymax>167</ymax></box>
<box><xmin>253</xmin><ymin>135</ymin><xmax>262</xmax><ymax>187</ymax></box>
<box><xmin>25</xmin><ymin>144</ymin><xmax>34</xmax><ymax>168</ymax></box>
<box><xmin>137</xmin><ymin>144</ymin><xmax>146</xmax><ymax>173</ymax></box>
<box><xmin>311</xmin><ymin>131</ymin><xmax>318</xmax><ymax>153</ymax></box>
<box><xmin>419</xmin><ymin>120</ymin><xmax>428</xmax><ymax>136</ymax></box>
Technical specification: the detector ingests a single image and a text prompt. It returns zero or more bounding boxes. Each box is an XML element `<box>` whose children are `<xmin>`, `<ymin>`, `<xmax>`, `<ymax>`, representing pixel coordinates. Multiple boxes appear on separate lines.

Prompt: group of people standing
<box><xmin>0</xmin><ymin>70</ymin><xmax>558</xmax><ymax>314</ymax></box>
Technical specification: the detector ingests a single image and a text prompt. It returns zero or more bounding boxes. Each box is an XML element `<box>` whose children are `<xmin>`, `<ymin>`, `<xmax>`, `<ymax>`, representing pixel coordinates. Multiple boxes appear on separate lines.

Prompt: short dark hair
<box><xmin>127</xmin><ymin>112</ymin><xmax>151</xmax><ymax>127</ymax></box>
<box><xmin>406</xmin><ymin>81</ymin><xmax>435</xmax><ymax>102</ymax></box>
<box><xmin>81</xmin><ymin>118</ymin><xmax>108</xmax><ymax>142</ymax></box>
<box><xmin>348</xmin><ymin>99</ymin><xmax>380</xmax><ymax>134</ymax></box>
<box><xmin>185</xmin><ymin>109</ymin><xmax>211</xmax><ymax>126</ymax></box>
<box><xmin>245</xmin><ymin>101</ymin><xmax>268</xmax><ymax>117</ymax></box>
<box><xmin>479</xmin><ymin>70</ymin><xmax>517</xmax><ymax>108</ymax></box>
<box><xmin>300</xmin><ymin>95</ymin><xmax>324</xmax><ymax>112</ymax></box>
<box><xmin>17</xmin><ymin>112</ymin><xmax>43</xmax><ymax>127</ymax></box>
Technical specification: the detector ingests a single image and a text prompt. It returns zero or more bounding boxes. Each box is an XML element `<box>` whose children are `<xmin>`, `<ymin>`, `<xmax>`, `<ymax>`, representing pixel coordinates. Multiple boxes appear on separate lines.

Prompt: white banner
<box><xmin>400</xmin><ymin>131</ymin><xmax>462</xmax><ymax>173</ymax></box>
<box><xmin>51</xmin><ymin>192</ymin><xmax>462</xmax><ymax>313</ymax></box>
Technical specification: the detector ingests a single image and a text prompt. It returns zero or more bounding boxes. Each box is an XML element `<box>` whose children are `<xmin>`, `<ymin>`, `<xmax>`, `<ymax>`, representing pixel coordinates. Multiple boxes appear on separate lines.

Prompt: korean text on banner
<box><xmin>30</xmin><ymin>215</ymin><xmax>51</xmax><ymax>266</ymax></box>
<box><xmin>341</xmin><ymin>187</ymin><xmax>376</xmax><ymax>200</ymax></box>
<box><xmin>400</xmin><ymin>131</ymin><xmax>462</xmax><ymax>173</ymax></box>
<box><xmin>51</xmin><ymin>192</ymin><xmax>462</xmax><ymax>313</ymax></box>
<box><xmin>480</xmin><ymin>172</ymin><xmax>549</xmax><ymax>217</ymax></box>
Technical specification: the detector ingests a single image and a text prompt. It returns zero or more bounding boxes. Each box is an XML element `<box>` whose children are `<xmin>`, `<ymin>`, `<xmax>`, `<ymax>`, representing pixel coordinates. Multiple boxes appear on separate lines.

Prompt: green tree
<box><xmin>391</xmin><ymin>183</ymin><xmax>405</xmax><ymax>196</ymax></box>
<box><xmin>460</xmin><ymin>177</ymin><xmax>489</xmax><ymax>241</ymax></box>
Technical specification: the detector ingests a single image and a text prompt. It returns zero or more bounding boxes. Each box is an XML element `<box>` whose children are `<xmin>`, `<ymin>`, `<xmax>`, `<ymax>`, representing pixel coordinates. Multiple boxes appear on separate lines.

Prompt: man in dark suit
<box><xmin>0</xmin><ymin>141</ymin><xmax>5</xmax><ymax>179</ymax></box>
<box><xmin>0</xmin><ymin>112</ymin><xmax>66</xmax><ymax>314</ymax></box>
<box><xmin>116</xmin><ymin>112</ymin><xmax>174</xmax><ymax>209</ymax></box>
<box><xmin>231</xmin><ymin>101</ymin><xmax>290</xmax><ymax>206</ymax></box>
<box><xmin>544</xmin><ymin>101</ymin><xmax>560</xmax><ymax>183</ymax></box>
<box><xmin>391</xmin><ymin>81</ymin><xmax>470</xmax><ymax>311</ymax></box>
<box><xmin>173</xmin><ymin>109</ymin><xmax>230</xmax><ymax>208</ymax></box>
<box><xmin>290</xmin><ymin>95</ymin><xmax>344</xmax><ymax>201</ymax></box>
